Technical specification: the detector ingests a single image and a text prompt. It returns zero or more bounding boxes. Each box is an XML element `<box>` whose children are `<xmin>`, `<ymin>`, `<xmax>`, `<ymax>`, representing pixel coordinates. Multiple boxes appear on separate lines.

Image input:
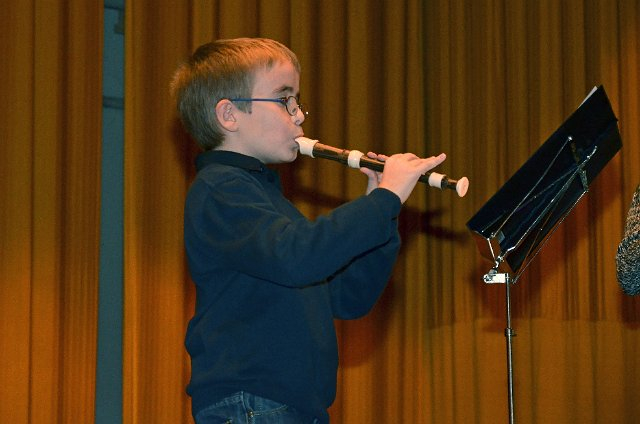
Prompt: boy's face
<box><xmin>234</xmin><ymin>60</ymin><xmax>305</xmax><ymax>164</ymax></box>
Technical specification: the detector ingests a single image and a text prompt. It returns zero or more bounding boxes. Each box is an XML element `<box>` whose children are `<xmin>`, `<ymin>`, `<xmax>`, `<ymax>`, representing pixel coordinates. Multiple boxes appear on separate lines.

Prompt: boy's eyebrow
<box><xmin>273</xmin><ymin>85</ymin><xmax>298</xmax><ymax>96</ymax></box>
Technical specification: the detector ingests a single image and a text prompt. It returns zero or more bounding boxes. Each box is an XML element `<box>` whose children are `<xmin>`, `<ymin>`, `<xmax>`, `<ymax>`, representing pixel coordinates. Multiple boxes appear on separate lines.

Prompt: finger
<box><xmin>365</xmin><ymin>151</ymin><xmax>388</xmax><ymax>161</ymax></box>
<box><xmin>415</xmin><ymin>153</ymin><xmax>447</xmax><ymax>174</ymax></box>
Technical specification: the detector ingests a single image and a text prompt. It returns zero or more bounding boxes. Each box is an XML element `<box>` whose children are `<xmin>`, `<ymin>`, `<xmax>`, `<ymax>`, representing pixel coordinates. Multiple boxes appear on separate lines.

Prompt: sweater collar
<box><xmin>195</xmin><ymin>150</ymin><xmax>281</xmax><ymax>186</ymax></box>
<box><xmin>196</xmin><ymin>150</ymin><xmax>266</xmax><ymax>173</ymax></box>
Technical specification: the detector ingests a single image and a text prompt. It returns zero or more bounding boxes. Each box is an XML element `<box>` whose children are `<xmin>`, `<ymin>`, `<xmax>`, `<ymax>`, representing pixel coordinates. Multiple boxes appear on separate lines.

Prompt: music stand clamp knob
<box><xmin>483</xmin><ymin>268</ymin><xmax>511</xmax><ymax>284</ymax></box>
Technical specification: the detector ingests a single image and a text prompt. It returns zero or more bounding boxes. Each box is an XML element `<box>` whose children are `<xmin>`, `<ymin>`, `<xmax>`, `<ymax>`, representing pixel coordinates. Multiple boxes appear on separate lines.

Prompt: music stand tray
<box><xmin>467</xmin><ymin>85</ymin><xmax>621</xmax><ymax>281</ymax></box>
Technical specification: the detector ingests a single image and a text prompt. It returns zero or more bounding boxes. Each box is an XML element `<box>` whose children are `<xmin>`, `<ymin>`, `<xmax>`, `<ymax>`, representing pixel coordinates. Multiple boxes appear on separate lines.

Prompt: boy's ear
<box><xmin>215</xmin><ymin>99</ymin><xmax>239</xmax><ymax>131</ymax></box>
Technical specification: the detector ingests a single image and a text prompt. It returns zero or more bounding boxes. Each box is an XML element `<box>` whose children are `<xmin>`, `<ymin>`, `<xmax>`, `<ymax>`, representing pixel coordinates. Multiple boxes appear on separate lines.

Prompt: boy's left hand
<box><xmin>360</xmin><ymin>152</ymin><xmax>387</xmax><ymax>194</ymax></box>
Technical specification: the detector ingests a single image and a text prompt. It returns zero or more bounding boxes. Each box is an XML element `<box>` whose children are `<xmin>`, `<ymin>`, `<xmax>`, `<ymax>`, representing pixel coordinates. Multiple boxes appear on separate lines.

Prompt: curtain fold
<box><xmin>0</xmin><ymin>1</ymin><xmax>103</xmax><ymax>423</ymax></box>
<box><xmin>124</xmin><ymin>1</ymin><xmax>640</xmax><ymax>423</ymax></box>
<box><xmin>124</xmin><ymin>1</ymin><xmax>194</xmax><ymax>423</ymax></box>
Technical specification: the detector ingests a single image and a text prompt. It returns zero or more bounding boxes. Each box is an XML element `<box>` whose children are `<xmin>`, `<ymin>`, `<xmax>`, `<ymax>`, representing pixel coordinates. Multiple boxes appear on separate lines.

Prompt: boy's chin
<box><xmin>281</xmin><ymin>150</ymin><xmax>299</xmax><ymax>163</ymax></box>
<box><xmin>267</xmin><ymin>151</ymin><xmax>298</xmax><ymax>165</ymax></box>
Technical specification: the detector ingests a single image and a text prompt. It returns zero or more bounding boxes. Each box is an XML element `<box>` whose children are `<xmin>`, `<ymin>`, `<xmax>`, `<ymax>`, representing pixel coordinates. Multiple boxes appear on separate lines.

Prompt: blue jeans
<box><xmin>194</xmin><ymin>391</ymin><xmax>320</xmax><ymax>424</ymax></box>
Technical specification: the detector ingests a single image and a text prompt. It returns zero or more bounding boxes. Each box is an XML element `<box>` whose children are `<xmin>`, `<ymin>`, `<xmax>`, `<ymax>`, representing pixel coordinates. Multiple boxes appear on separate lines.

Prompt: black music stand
<box><xmin>466</xmin><ymin>86</ymin><xmax>622</xmax><ymax>423</ymax></box>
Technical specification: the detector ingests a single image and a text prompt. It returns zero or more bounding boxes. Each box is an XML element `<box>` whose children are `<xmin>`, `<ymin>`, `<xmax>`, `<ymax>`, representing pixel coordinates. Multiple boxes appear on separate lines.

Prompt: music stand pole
<box><xmin>484</xmin><ymin>269</ymin><xmax>515</xmax><ymax>424</ymax></box>
<box><xmin>505</xmin><ymin>274</ymin><xmax>515</xmax><ymax>424</ymax></box>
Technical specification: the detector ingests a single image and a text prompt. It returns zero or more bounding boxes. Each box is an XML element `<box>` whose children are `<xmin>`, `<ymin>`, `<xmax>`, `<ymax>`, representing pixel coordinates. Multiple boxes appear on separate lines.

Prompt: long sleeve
<box><xmin>185</xmin><ymin>167</ymin><xmax>401</xmax><ymax>288</ymax></box>
<box><xmin>328</xmin><ymin>226</ymin><xmax>400</xmax><ymax>319</ymax></box>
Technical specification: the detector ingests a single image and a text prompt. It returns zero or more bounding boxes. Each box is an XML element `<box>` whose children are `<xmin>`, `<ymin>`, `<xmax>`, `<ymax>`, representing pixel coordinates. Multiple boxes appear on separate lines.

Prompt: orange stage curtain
<box><xmin>123</xmin><ymin>1</ymin><xmax>640</xmax><ymax>423</ymax></box>
<box><xmin>0</xmin><ymin>1</ymin><xmax>103</xmax><ymax>423</ymax></box>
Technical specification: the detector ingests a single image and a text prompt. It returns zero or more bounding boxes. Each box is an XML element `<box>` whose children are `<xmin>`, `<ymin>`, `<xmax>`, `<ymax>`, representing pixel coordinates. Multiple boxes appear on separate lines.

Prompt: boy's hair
<box><xmin>170</xmin><ymin>38</ymin><xmax>301</xmax><ymax>150</ymax></box>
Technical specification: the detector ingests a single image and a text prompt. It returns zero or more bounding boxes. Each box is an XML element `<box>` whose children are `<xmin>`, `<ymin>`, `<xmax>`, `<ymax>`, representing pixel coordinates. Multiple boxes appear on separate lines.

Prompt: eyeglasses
<box><xmin>228</xmin><ymin>96</ymin><xmax>308</xmax><ymax>117</ymax></box>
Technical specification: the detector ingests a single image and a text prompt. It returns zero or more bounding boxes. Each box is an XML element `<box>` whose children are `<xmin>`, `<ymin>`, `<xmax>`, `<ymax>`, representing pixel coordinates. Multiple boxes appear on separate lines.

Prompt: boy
<box><xmin>171</xmin><ymin>38</ymin><xmax>446</xmax><ymax>423</ymax></box>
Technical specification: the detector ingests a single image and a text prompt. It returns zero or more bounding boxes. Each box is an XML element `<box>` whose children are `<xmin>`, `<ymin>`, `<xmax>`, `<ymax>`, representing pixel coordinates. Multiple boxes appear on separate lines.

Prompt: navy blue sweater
<box><xmin>184</xmin><ymin>150</ymin><xmax>402</xmax><ymax>422</ymax></box>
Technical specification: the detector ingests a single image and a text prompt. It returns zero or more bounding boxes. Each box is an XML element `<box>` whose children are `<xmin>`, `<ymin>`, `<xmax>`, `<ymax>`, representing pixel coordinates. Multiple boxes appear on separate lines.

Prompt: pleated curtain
<box><xmin>124</xmin><ymin>2</ymin><xmax>640</xmax><ymax>423</ymax></box>
<box><xmin>0</xmin><ymin>1</ymin><xmax>103</xmax><ymax>422</ymax></box>
<box><xmin>1</xmin><ymin>1</ymin><xmax>639</xmax><ymax>423</ymax></box>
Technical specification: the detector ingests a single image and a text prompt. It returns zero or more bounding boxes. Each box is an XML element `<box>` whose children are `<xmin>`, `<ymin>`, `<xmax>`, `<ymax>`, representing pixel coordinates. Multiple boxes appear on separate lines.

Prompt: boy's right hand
<box><xmin>377</xmin><ymin>152</ymin><xmax>447</xmax><ymax>203</ymax></box>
